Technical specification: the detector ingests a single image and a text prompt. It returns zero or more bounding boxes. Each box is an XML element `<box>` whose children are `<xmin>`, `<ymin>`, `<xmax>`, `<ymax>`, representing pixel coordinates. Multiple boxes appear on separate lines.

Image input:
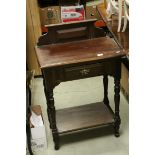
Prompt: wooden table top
<box><xmin>35</xmin><ymin>37</ymin><xmax>125</xmax><ymax>68</ymax></box>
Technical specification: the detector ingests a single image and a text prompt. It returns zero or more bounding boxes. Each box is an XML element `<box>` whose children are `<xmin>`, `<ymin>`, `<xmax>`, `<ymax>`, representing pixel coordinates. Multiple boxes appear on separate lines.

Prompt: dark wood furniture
<box><xmin>35</xmin><ymin>17</ymin><xmax>126</xmax><ymax>150</ymax></box>
<box><xmin>26</xmin><ymin>71</ymin><xmax>34</xmax><ymax>155</ymax></box>
<box><xmin>97</xmin><ymin>4</ymin><xmax>129</xmax><ymax>69</ymax></box>
<box><xmin>97</xmin><ymin>4</ymin><xmax>129</xmax><ymax>99</ymax></box>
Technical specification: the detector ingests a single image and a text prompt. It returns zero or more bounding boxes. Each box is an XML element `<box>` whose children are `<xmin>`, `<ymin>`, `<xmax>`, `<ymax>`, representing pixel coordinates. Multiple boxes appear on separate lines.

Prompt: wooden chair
<box><xmin>122</xmin><ymin>0</ymin><xmax>129</xmax><ymax>32</ymax></box>
<box><xmin>108</xmin><ymin>0</ymin><xmax>123</xmax><ymax>32</ymax></box>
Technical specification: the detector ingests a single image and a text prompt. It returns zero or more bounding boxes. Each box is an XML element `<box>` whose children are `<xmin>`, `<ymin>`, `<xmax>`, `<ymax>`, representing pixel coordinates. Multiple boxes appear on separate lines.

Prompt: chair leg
<box><xmin>122</xmin><ymin>17</ymin><xmax>128</xmax><ymax>32</ymax></box>
<box><xmin>117</xmin><ymin>0</ymin><xmax>122</xmax><ymax>32</ymax></box>
<box><xmin>107</xmin><ymin>2</ymin><xmax>113</xmax><ymax>20</ymax></box>
<box><xmin>117</xmin><ymin>15</ymin><xmax>121</xmax><ymax>32</ymax></box>
<box><xmin>122</xmin><ymin>0</ymin><xmax>129</xmax><ymax>32</ymax></box>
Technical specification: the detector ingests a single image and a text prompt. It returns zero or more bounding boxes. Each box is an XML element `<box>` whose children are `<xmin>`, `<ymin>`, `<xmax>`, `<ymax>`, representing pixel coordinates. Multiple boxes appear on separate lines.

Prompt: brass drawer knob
<box><xmin>80</xmin><ymin>69</ymin><xmax>90</xmax><ymax>76</ymax></box>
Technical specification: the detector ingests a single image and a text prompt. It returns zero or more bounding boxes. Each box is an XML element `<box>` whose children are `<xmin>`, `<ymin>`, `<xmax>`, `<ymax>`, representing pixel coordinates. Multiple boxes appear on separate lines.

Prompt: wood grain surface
<box><xmin>36</xmin><ymin>37</ymin><xmax>125</xmax><ymax>68</ymax></box>
<box><xmin>56</xmin><ymin>102</ymin><xmax>114</xmax><ymax>134</ymax></box>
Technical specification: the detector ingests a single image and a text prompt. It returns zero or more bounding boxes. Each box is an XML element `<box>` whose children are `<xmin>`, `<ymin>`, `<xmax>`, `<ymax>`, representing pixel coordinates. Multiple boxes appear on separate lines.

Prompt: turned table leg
<box><xmin>43</xmin><ymin>79</ymin><xmax>51</xmax><ymax>124</ymax></box>
<box><xmin>103</xmin><ymin>75</ymin><xmax>109</xmax><ymax>106</ymax></box>
<box><xmin>43</xmin><ymin>79</ymin><xmax>59</xmax><ymax>150</ymax></box>
<box><xmin>46</xmin><ymin>89</ymin><xmax>59</xmax><ymax>150</ymax></box>
<box><xmin>114</xmin><ymin>77</ymin><xmax>121</xmax><ymax>137</ymax></box>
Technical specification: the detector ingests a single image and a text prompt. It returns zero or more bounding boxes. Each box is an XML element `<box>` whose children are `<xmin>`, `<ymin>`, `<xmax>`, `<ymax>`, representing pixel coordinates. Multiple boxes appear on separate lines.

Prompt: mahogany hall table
<box><xmin>35</xmin><ymin>19</ymin><xmax>126</xmax><ymax>150</ymax></box>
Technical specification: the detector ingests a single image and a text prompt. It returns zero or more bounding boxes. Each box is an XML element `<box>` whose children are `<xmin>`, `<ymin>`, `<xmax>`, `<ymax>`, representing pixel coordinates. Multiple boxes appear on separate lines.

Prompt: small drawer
<box><xmin>64</xmin><ymin>63</ymin><xmax>104</xmax><ymax>80</ymax></box>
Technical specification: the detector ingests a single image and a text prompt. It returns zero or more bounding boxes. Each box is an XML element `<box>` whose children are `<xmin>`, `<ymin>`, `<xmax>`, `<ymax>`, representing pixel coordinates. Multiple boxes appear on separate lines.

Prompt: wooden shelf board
<box><xmin>56</xmin><ymin>102</ymin><xmax>114</xmax><ymax>134</ymax></box>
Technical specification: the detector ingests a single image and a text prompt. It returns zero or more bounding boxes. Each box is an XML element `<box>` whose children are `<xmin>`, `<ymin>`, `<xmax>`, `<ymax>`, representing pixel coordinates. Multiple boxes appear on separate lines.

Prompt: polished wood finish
<box><xmin>97</xmin><ymin>3</ymin><xmax>129</xmax><ymax>98</ymax></box>
<box><xmin>114</xmin><ymin>77</ymin><xmax>121</xmax><ymax>137</ymax></box>
<box><xmin>44</xmin><ymin>83</ymin><xmax>59</xmax><ymax>150</ymax></box>
<box><xmin>36</xmin><ymin>37</ymin><xmax>124</xmax><ymax>68</ymax></box>
<box><xmin>42</xmin><ymin>73</ymin><xmax>60</xmax><ymax>150</ymax></box>
<box><xmin>56</xmin><ymin>102</ymin><xmax>114</xmax><ymax>134</ymax></box>
<box><xmin>35</xmin><ymin>10</ymin><xmax>126</xmax><ymax>149</ymax></box>
<box><xmin>103</xmin><ymin>75</ymin><xmax>109</xmax><ymax>106</ymax></box>
<box><xmin>37</xmin><ymin>19</ymin><xmax>106</xmax><ymax>46</ymax></box>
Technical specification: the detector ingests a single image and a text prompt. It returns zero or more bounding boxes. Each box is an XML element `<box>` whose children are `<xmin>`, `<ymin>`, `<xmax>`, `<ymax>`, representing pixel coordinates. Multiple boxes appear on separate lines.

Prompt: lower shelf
<box><xmin>56</xmin><ymin>102</ymin><xmax>114</xmax><ymax>134</ymax></box>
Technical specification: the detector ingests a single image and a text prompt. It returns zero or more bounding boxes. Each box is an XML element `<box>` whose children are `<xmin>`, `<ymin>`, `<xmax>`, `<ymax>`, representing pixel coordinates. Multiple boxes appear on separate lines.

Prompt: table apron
<box><xmin>42</xmin><ymin>59</ymin><xmax>121</xmax><ymax>90</ymax></box>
